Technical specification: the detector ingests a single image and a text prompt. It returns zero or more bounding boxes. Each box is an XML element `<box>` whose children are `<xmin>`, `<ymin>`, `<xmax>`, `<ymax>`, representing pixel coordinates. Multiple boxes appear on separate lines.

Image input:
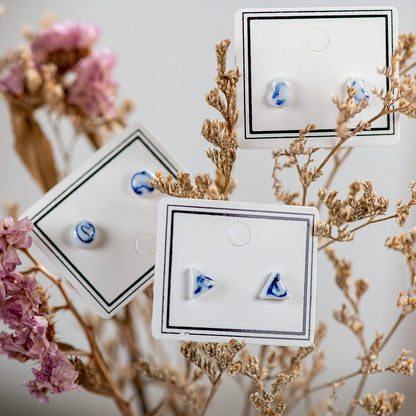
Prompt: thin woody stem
<box><xmin>314</xmin><ymin>108</ymin><xmax>400</xmax><ymax>181</ymax></box>
<box><xmin>316</xmin><ymin>148</ymin><xmax>353</xmax><ymax>211</ymax></box>
<box><xmin>346</xmin><ymin>373</ymin><xmax>368</xmax><ymax>416</ymax></box>
<box><xmin>200</xmin><ymin>372</ymin><xmax>223</xmax><ymax>416</ymax></box>
<box><xmin>400</xmin><ymin>60</ymin><xmax>416</xmax><ymax>75</ymax></box>
<box><xmin>22</xmin><ymin>249</ymin><xmax>133</xmax><ymax>416</ymax></box>
<box><xmin>318</xmin><ymin>214</ymin><xmax>398</xmax><ymax>251</ymax></box>
<box><xmin>309</xmin><ymin>370</ymin><xmax>361</xmax><ymax>393</ymax></box>
<box><xmin>380</xmin><ymin>313</ymin><xmax>406</xmax><ymax>350</ymax></box>
<box><xmin>120</xmin><ymin>303</ymin><xmax>149</xmax><ymax>415</ymax></box>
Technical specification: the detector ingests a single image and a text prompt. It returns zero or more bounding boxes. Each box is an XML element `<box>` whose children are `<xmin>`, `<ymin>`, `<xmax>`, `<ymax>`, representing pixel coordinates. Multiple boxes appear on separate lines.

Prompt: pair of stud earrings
<box><xmin>267</xmin><ymin>77</ymin><xmax>370</xmax><ymax>108</ymax></box>
<box><xmin>188</xmin><ymin>268</ymin><xmax>290</xmax><ymax>300</ymax></box>
<box><xmin>71</xmin><ymin>170</ymin><xmax>155</xmax><ymax>247</ymax></box>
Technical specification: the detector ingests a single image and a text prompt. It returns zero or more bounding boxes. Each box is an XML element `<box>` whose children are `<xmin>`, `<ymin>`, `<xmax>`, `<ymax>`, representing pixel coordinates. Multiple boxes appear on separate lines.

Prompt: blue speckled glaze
<box><xmin>193</xmin><ymin>274</ymin><xmax>215</xmax><ymax>297</ymax></box>
<box><xmin>131</xmin><ymin>170</ymin><xmax>155</xmax><ymax>195</ymax></box>
<box><xmin>268</xmin><ymin>78</ymin><xmax>291</xmax><ymax>107</ymax></box>
<box><xmin>75</xmin><ymin>221</ymin><xmax>96</xmax><ymax>244</ymax></box>
<box><xmin>265</xmin><ymin>273</ymin><xmax>289</xmax><ymax>299</ymax></box>
<box><xmin>348</xmin><ymin>78</ymin><xmax>369</xmax><ymax>103</ymax></box>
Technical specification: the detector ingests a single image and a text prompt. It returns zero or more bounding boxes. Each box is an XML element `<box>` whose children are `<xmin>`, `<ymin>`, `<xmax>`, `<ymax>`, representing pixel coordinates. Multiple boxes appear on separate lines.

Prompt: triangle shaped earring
<box><xmin>188</xmin><ymin>268</ymin><xmax>216</xmax><ymax>299</ymax></box>
<box><xmin>259</xmin><ymin>272</ymin><xmax>289</xmax><ymax>300</ymax></box>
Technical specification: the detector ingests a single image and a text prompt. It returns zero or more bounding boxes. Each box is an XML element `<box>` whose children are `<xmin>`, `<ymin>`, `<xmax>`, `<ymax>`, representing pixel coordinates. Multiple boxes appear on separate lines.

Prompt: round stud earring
<box><xmin>347</xmin><ymin>77</ymin><xmax>369</xmax><ymax>104</ymax></box>
<box><xmin>267</xmin><ymin>78</ymin><xmax>292</xmax><ymax>108</ymax></box>
<box><xmin>72</xmin><ymin>221</ymin><xmax>97</xmax><ymax>247</ymax></box>
<box><xmin>131</xmin><ymin>170</ymin><xmax>155</xmax><ymax>195</ymax></box>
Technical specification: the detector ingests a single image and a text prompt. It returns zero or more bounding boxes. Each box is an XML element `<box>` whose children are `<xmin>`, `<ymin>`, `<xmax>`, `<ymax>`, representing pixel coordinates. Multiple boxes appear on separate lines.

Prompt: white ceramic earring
<box><xmin>72</xmin><ymin>221</ymin><xmax>97</xmax><ymax>247</ymax></box>
<box><xmin>259</xmin><ymin>272</ymin><xmax>289</xmax><ymax>300</ymax></box>
<box><xmin>267</xmin><ymin>78</ymin><xmax>292</xmax><ymax>108</ymax></box>
<box><xmin>188</xmin><ymin>268</ymin><xmax>216</xmax><ymax>299</ymax></box>
<box><xmin>347</xmin><ymin>77</ymin><xmax>369</xmax><ymax>103</ymax></box>
<box><xmin>131</xmin><ymin>170</ymin><xmax>155</xmax><ymax>195</ymax></box>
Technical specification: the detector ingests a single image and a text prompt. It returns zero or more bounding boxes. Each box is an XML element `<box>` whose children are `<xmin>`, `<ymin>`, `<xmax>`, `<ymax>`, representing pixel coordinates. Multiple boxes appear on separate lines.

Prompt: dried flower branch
<box><xmin>272</xmin><ymin>124</ymin><xmax>320</xmax><ymax>205</ymax></box>
<box><xmin>0</xmin><ymin>17</ymin><xmax>133</xmax><ymax>188</ymax></box>
<box><xmin>354</xmin><ymin>391</ymin><xmax>405</xmax><ymax>416</ymax></box>
<box><xmin>151</xmin><ymin>39</ymin><xmax>240</xmax><ymax>201</ymax></box>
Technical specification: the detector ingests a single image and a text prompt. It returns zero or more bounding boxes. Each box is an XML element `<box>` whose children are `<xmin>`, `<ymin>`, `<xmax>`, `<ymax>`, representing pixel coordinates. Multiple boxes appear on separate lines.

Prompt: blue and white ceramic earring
<box><xmin>347</xmin><ymin>77</ymin><xmax>369</xmax><ymax>103</ymax></box>
<box><xmin>72</xmin><ymin>221</ymin><xmax>97</xmax><ymax>247</ymax></box>
<box><xmin>188</xmin><ymin>268</ymin><xmax>216</xmax><ymax>299</ymax></box>
<box><xmin>267</xmin><ymin>78</ymin><xmax>293</xmax><ymax>108</ymax></box>
<box><xmin>131</xmin><ymin>170</ymin><xmax>155</xmax><ymax>195</ymax></box>
<box><xmin>259</xmin><ymin>272</ymin><xmax>289</xmax><ymax>300</ymax></box>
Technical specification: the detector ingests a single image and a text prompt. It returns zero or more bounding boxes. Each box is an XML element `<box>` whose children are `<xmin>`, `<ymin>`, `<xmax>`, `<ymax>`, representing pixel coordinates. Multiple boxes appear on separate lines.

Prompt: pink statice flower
<box><xmin>24</xmin><ymin>343</ymin><xmax>79</xmax><ymax>403</ymax></box>
<box><xmin>0</xmin><ymin>216</ymin><xmax>79</xmax><ymax>401</ymax></box>
<box><xmin>68</xmin><ymin>49</ymin><xmax>118</xmax><ymax>118</ymax></box>
<box><xmin>0</xmin><ymin>270</ymin><xmax>79</xmax><ymax>402</ymax></box>
<box><xmin>31</xmin><ymin>21</ymin><xmax>101</xmax><ymax>66</ymax></box>
<box><xmin>0</xmin><ymin>63</ymin><xmax>24</xmax><ymax>96</ymax></box>
<box><xmin>0</xmin><ymin>217</ymin><xmax>33</xmax><ymax>277</ymax></box>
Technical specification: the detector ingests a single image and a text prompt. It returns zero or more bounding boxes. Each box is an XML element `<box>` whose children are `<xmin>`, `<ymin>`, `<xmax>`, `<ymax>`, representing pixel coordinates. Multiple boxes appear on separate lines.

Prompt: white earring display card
<box><xmin>22</xmin><ymin>123</ymin><xmax>181</xmax><ymax>318</ymax></box>
<box><xmin>235</xmin><ymin>7</ymin><xmax>398</xmax><ymax>149</ymax></box>
<box><xmin>152</xmin><ymin>198</ymin><xmax>318</xmax><ymax>346</ymax></box>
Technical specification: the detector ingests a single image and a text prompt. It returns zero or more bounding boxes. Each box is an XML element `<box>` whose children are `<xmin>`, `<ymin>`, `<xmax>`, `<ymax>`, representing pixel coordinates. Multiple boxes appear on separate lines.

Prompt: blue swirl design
<box><xmin>193</xmin><ymin>274</ymin><xmax>215</xmax><ymax>296</ymax></box>
<box><xmin>131</xmin><ymin>170</ymin><xmax>155</xmax><ymax>195</ymax></box>
<box><xmin>266</xmin><ymin>273</ymin><xmax>289</xmax><ymax>299</ymax></box>
<box><xmin>269</xmin><ymin>79</ymin><xmax>291</xmax><ymax>107</ymax></box>
<box><xmin>349</xmin><ymin>79</ymin><xmax>369</xmax><ymax>103</ymax></box>
<box><xmin>75</xmin><ymin>221</ymin><xmax>96</xmax><ymax>244</ymax></box>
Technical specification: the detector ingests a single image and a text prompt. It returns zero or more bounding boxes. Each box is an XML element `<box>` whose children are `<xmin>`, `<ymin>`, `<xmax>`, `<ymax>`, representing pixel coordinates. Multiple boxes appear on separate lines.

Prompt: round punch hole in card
<box><xmin>152</xmin><ymin>197</ymin><xmax>319</xmax><ymax>347</ymax></box>
<box><xmin>22</xmin><ymin>123</ymin><xmax>183</xmax><ymax>318</ymax></box>
<box><xmin>235</xmin><ymin>7</ymin><xmax>399</xmax><ymax>149</ymax></box>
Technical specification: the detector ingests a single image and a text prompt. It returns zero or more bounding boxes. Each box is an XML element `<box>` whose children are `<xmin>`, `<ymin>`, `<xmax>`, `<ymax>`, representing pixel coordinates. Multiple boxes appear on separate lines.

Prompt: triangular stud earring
<box><xmin>259</xmin><ymin>272</ymin><xmax>289</xmax><ymax>300</ymax></box>
<box><xmin>188</xmin><ymin>268</ymin><xmax>216</xmax><ymax>299</ymax></box>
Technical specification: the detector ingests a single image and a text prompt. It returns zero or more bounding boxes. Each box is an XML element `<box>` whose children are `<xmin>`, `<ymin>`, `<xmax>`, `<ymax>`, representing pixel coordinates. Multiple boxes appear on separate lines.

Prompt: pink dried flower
<box><xmin>0</xmin><ymin>268</ymin><xmax>79</xmax><ymax>402</ymax></box>
<box><xmin>68</xmin><ymin>49</ymin><xmax>118</xmax><ymax>118</ymax></box>
<box><xmin>0</xmin><ymin>217</ymin><xmax>33</xmax><ymax>277</ymax></box>
<box><xmin>24</xmin><ymin>343</ymin><xmax>79</xmax><ymax>403</ymax></box>
<box><xmin>31</xmin><ymin>21</ymin><xmax>101</xmax><ymax>66</ymax></box>
<box><xmin>0</xmin><ymin>216</ymin><xmax>33</xmax><ymax>248</ymax></box>
<box><xmin>0</xmin><ymin>63</ymin><xmax>24</xmax><ymax>96</ymax></box>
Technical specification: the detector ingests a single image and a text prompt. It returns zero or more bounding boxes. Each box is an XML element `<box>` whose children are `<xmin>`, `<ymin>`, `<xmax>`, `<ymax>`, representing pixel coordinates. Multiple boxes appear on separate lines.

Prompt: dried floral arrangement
<box><xmin>1</xmin><ymin>11</ymin><xmax>416</xmax><ymax>416</ymax></box>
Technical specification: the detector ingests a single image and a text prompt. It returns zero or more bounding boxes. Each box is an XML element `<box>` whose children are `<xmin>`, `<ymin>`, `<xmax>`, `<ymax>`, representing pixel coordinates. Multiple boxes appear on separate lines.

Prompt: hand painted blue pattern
<box><xmin>194</xmin><ymin>274</ymin><xmax>215</xmax><ymax>296</ymax></box>
<box><xmin>75</xmin><ymin>221</ymin><xmax>96</xmax><ymax>244</ymax></box>
<box><xmin>349</xmin><ymin>78</ymin><xmax>369</xmax><ymax>103</ymax></box>
<box><xmin>266</xmin><ymin>273</ymin><xmax>289</xmax><ymax>299</ymax></box>
<box><xmin>268</xmin><ymin>78</ymin><xmax>291</xmax><ymax>107</ymax></box>
<box><xmin>131</xmin><ymin>170</ymin><xmax>155</xmax><ymax>195</ymax></box>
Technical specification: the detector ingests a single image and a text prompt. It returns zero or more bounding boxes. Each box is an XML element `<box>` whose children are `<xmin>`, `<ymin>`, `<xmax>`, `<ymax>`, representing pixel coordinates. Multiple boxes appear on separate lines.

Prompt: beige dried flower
<box><xmin>354</xmin><ymin>391</ymin><xmax>405</xmax><ymax>416</ymax></box>
<box><xmin>332</xmin><ymin>84</ymin><xmax>369</xmax><ymax>139</ymax></box>
<box><xmin>273</xmin><ymin>124</ymin><xmax>319</xmax><ymax>205</ymax></box>
<box><xmin>152</xmin><ymin>39</ymin><xmax>239</xmax><ymax>201</ymax></box>
<box><xmin>387</xmin><ymin>350</ymin><xmax>415</xmax><ymax>376</ymax></box>
<box><xmin>385</xmin><ymin>227</ymin><xmax>416</xmax><ymax>284</ymax></box>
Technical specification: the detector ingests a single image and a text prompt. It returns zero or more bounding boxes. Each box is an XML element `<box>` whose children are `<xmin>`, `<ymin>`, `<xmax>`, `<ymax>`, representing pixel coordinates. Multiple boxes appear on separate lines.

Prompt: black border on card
<box><xmin>160</xmin><ymin>204</ymin><xmax>316</xmax><ymax>341</ymax></box>
<box><xmin>30</xmin><ymin>129</ymin><xmax>178</xmax><ymax>314</ymax></box>
<box><xmin>241</xmin><ymin>9</ymin><xmax>395</xmax><ymax>140</ymax></box>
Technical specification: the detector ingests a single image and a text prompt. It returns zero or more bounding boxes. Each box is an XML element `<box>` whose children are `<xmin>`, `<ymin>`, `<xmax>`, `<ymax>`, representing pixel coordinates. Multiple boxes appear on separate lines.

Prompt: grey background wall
<box><xmin>0</xmin><ymin>1</ymin><xmax>415</xmax><ymax>415</ymax></box>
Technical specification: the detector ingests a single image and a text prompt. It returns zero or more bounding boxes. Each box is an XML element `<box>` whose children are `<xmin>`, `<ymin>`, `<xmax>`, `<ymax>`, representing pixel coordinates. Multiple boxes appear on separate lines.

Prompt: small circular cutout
<box><xmin>135</xmin><ymin>233</ymin><xmax>156</xmax><ymax>256</ymax></box>
<box><xmin>306</xmin><ymin>28</ymin><xmax>329</xmax><ymax>53</ymax></box>
<box><xmin>227</xmin><ymin>222</ymin><xmax>250</xmax><ymax>247</ymax></box>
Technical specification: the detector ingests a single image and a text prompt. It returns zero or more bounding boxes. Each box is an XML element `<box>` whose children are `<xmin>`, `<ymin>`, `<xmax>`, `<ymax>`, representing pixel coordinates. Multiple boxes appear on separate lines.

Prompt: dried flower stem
<box><xmin>346</xmin><ymin>373</ymin><xmax>368</xmax><ymax>416</ymax></box>
<box><xmin>400</xmin><ymin>61</ymin><xmax>416</xmax><ymax>75</ymax></box>
<box><xmin>316</xmin><ymin>148</ymin><xmax>353</xmax><ymax>211</ymax></box>
<box><xmin>46</xmin><ymin>111</ymin><xmax>70</xmax><ymax>177</ymax></box>
<box><xmin>22</xmin><ymin>249</ymin><xmax>133</xmax><ymax>416</ymax></box>
<box><xmin>318</xmin><ymin>214</ymin><xmax>398</xmax><ymax>251</ymax></box>
<box><xmin>116</xmin><ymin>303</ymin><xmax>149</xmax><ymax>415</ymax></box>
<box><xmin>314</xmin><ymin>108</ymin><xmax>399</xmax><ymax>183</ymax></box>
<box><xmin>309</xmin><ymin>370</ymin><xmax>361</xmax><ymax>393</ymax></box>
